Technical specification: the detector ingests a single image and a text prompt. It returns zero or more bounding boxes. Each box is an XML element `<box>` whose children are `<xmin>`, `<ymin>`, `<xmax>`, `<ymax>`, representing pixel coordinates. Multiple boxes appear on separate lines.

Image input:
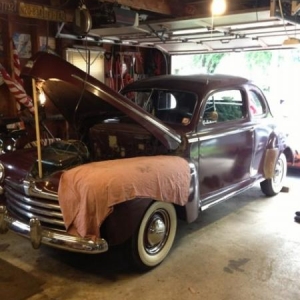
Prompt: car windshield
<box><xmin>123</xmin><ymin>89</ymin><xmax>197</xmax><ymax>125</ymax></box>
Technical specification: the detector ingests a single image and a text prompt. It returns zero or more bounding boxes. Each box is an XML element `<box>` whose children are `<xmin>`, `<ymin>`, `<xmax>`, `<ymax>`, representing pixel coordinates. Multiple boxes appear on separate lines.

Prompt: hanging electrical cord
<box><xmin>255</xmin><ymin>0</ymin><xmax>259</xmax><ymax>21</ymax></box>
<box><xmin>278</xmin><ymin>0</ymin><xmax>290</xmax><ymax>38</ymax></box>
<box><xmin>73</xmin><ymin>37</ymin><xmax>90</xmax><ymax>137</ymax></box>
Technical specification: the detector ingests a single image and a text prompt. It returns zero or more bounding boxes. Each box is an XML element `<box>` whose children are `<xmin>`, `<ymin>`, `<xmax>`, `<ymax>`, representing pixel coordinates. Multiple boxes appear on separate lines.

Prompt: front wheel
<box><xmin>260</xmin><ymin>153</ymin><xmax>287</xmax><ymax>197</ymax></box>
<box><xmin>129</xmin><ymin>201</ymin><xmax>177</xmax><ymax>272</ymax></box>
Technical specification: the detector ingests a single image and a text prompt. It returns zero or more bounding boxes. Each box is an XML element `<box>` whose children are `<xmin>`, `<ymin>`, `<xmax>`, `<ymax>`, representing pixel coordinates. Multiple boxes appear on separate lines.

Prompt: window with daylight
<box><xmin>203</xmin><ymin>90</ymin><xmax>246</xmax><ymax>124</ymax></box>
<box><xmin>65</xmin><ymin>48</ymin><xmax>105</xmax><ymax>83</ymax></box>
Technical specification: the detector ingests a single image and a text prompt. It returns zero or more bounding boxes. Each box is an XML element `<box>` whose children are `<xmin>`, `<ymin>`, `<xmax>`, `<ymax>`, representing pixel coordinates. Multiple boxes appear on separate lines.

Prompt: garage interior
<box><xmin>1</xmin><ymin>0</ymin><xmax>300</xmax><ymax>299</ymax></box>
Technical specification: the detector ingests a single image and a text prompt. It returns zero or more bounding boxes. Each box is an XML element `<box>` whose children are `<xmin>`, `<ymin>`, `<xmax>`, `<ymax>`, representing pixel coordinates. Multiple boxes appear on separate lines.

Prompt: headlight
<box><xmin>0</xmin><ymin>163</ymin><xmax>5</xmax><ymax>183</ymax></box>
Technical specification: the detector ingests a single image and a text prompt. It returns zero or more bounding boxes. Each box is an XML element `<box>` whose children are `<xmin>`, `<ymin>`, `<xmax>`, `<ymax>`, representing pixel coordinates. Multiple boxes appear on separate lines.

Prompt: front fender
<box><xmin>100</xmin><ymin>198</ymin><xmax>152</xmax><ymax>246</ymax></box>
<box><xmin>101</xmin><ymin>161</ymin><xmax>200</xmax><ymax>245</ymax></box>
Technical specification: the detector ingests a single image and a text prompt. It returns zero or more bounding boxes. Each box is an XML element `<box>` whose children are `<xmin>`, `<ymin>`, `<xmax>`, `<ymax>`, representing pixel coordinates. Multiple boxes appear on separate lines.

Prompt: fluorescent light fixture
<box><xmin>173</xmin><ymin>28</ymin><xmax>208</xmax><ymax>35</ymax></box>
<box><xmin>228</xmin><ymin>20</ymin><xmax>289</xmax><ymax>30</ymax></box>
<box><xmin>211</xmin><ymin>0</ymin><xmax>227</xmax><ymax>15</ymax></box>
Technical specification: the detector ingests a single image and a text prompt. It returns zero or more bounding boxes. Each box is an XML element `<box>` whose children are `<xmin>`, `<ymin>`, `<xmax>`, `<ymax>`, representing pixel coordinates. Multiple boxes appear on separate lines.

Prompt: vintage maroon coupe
<box><xmin>0</xmin><ymin>52</ymin><xmax>293</xmax><ymax>271</ymax></box>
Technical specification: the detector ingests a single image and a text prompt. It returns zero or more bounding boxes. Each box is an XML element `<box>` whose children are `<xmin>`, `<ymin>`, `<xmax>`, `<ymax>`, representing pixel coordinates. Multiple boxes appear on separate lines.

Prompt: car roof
<box><xmin>121</xmin><ymin>73</ymin><xmax>250</xmax><ymax>93</ymax></box>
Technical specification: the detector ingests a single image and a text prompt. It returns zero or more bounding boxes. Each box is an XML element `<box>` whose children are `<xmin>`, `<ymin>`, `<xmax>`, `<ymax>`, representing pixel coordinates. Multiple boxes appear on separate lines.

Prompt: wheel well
<box><xmin>101</xmin><ymin>185</ymin><xmax>199</xmax><ymax>246</ymax></box>
<box><xmin>100</xmin><ymin>198</ymin><xmax>152</xmax><ymax>246</ymax></box>
<box><xmin>284</xmin><ymin>146</ymin><xmax>294</xmax><ymax>164</ymax></box>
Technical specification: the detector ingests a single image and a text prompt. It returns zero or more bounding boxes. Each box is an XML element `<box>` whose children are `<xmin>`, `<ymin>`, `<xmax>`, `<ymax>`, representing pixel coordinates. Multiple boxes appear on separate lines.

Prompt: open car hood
<box><xmin>22</xmin><ymin>52</ymin><xmax>181</xmax><ymax>150</ymax></box>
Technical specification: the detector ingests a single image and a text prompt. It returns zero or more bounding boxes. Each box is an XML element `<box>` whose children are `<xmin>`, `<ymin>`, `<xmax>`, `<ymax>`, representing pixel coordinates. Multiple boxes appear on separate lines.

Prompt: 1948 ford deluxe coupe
<box><xmin>0</xmin><ymin>52</ymin><xmax>293</xmax><ymax>271</ymax></box>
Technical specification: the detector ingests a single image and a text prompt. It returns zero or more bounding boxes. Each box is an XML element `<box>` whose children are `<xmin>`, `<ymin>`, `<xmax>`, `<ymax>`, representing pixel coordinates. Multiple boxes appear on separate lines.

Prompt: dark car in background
<box><xmin>0</xmin><ymin>52</ymin><xmax>293</xmax><ymax>271</ymax></box>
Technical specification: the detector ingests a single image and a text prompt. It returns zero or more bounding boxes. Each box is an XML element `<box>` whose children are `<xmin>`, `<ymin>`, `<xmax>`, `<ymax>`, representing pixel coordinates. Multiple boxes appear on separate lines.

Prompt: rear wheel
<box><xmin>130</xmin><ymin>201</ymin><xmax>177</xmax><ymax>271</ymax></box>
<box><xmin>260</xmin><ymin>153</ymin><xmax>287</xmax><ymax>196</ymax></box>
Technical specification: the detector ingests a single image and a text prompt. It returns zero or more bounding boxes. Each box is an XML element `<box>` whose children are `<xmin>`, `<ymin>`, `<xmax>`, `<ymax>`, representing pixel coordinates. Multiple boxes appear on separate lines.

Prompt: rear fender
<box><xmin>262</xmin><ymin>131</ymin><xmax>290</xmax><ymax>179</ymax></box>
<box><xmin>263</xmin><ymin>148</ymin><xmax>279</xmax><ymax>179</ymax></box>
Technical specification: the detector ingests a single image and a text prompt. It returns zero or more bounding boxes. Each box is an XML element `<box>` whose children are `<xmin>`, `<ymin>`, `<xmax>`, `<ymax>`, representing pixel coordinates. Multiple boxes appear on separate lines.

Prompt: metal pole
<box><xmin>32</xmin><ymin>78</ymin><xmax>43</xmax><ymax>178</ymax></box>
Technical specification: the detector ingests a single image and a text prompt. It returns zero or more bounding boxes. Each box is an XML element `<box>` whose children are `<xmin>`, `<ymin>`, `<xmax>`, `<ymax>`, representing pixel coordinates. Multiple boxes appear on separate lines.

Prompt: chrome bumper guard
<box><xmin>0</xmin><ymin>205</ymin><xmax>108</xmax><ymax>254</ymax></box>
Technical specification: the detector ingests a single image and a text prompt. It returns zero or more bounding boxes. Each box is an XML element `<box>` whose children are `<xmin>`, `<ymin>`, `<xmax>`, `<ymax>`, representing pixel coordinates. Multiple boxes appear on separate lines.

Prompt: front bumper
<box><xmin>0</xmin><ymin>205</ymin><xmax>108</xmax><ymax>254</ymax></box>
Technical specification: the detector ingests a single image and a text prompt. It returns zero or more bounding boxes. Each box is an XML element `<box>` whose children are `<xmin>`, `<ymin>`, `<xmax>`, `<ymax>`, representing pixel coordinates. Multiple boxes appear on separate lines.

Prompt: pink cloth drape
<box><xmin>58</xmin><ymin>155</ymin><xmax>191</xmax><ymax>239</ymax></box>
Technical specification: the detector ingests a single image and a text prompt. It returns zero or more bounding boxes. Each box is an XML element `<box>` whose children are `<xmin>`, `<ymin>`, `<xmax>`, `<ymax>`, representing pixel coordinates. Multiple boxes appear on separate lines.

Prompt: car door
<box><xmin>197</xmin><ymin>88</ymin><xmax>254</xmax><ymax>206</ymax></box>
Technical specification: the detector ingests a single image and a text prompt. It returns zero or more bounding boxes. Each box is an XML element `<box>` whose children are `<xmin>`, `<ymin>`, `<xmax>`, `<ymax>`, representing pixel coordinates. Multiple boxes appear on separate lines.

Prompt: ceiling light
<box><xmin>211</xmin><ymin>0</ymin><xmax>227</xmax><ymax>15</ymax></box>
<box><xmin>173</xmin><ymin>28</ymin><xmax>208</xmax><ymax>35</ymax></box>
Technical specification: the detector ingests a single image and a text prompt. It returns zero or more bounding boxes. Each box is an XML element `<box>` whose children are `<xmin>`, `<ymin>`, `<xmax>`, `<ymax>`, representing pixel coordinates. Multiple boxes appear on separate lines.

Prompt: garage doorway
<box><xmin>172</xmin><ymin>50</ymin><xmax>299</xmax><ymax>118</ymax></box>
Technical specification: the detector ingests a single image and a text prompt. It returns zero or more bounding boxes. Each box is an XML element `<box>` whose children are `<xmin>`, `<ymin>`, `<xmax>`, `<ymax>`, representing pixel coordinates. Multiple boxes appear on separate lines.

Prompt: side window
<box><xmin>156</xmin><ymin>92</ymin><xmax>177</xmax><ymax>110</ymax></box>
<box><xmin>125</xmin><ymin>90</ymin><xmax>176</xmax><ymax>112</ymax></box>
<box><xmin>124</xmin><ymin>89</ymin><xmax>197</xmax><ymax>125</ymax></box>
<box><xmin>249</xmin><ymin>90</ymin><xmax>265</xmax><ymax>116</ymax></box>
<box><xmin>154</xmin><ymin>91</ymin><xmax>197</xmax><ymax>125</ymax></box>
<box><xmin>203</xmin><ymin>90</ymin><xmax>246</xmax><ymax>124</ymax></box>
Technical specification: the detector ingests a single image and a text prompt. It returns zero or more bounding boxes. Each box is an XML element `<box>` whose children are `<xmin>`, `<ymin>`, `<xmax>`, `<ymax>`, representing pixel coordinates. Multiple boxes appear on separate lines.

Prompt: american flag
<box><xmin>12</xmin><ymin>42</ymin><xmax>23</xmax><ymax>87</ymax></box>
<box><xmin>0</xmin><ymin>41</ymin><xmax>34</xmax><ymax>114</ymax></box>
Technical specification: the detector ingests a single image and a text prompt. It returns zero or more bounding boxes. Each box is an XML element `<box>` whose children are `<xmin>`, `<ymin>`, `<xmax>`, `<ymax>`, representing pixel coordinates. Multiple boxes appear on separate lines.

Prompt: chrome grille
<box><xmin>4</xmin><ymin>181</ymin><xmax>66</xmax><ymax>231</ymax></box>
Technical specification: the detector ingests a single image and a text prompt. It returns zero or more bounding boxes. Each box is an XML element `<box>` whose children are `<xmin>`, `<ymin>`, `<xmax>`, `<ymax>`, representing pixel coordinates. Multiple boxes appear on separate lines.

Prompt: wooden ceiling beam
<box><xmin>97</xmin><ymin>0</ymin><xmax>172</xmax><ymax>15</ymax></box>
<box><xmin>92</xmin><ymin>0</ymin><xmax>205</xmax><ymax>17</ymax></box>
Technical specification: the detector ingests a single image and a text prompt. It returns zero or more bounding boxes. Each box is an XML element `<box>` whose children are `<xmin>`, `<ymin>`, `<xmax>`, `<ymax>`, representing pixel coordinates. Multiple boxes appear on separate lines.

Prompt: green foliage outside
<box><xmin>190</xmin><ymin>51</ymin><xmax>274</xmax><ymax>74</ymax></box>
<box><xmin>192</xmin><ymin>53</ymin><xmax>226</xmax><ymax>73</ymax></box>
<box><xmin>171</xmin><ymin>49</ymin><xmax>300</xmax><ymax>118</ymax></box>
<box><xmin>216</xmin><ymin>97</ymin><xmax>243</xmax><ymax>122</ymax></box>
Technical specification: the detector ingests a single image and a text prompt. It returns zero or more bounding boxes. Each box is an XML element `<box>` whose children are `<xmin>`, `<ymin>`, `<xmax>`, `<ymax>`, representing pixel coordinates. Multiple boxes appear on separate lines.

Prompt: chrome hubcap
<box><xmin>273</xmin><ymin>158</ymin><xmax>283</xmax><ymax>185</ymax></box>
<box><xmin>144</xmin><ymin>209</ymin><xmax>170</xmax><ymax>255</ymax></box>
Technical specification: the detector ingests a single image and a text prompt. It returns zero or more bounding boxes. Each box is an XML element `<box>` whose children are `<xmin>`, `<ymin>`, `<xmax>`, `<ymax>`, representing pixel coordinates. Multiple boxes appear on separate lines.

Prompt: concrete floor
<box><xmin>1</xmin><ymin>169</ymin><xmax>300</xmax><ymax>300</ymax></box>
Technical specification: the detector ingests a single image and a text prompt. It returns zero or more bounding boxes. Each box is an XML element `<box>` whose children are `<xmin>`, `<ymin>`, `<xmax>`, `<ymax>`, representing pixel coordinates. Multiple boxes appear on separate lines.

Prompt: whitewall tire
<box><xmin>260</xmin><ymin>153</ymin><xmax>287</xmax><ymax>196</ymax></box>
<box><xmin>130</xmin><ymin>201</ymin><xmax>177</xmax><ymax>271</ymax></box>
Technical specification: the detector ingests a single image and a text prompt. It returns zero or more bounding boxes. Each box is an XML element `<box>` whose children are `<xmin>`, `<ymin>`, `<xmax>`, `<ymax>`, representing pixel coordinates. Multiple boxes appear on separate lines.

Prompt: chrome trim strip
<box><xmin>0</xmin><ymin>206</ymin><xmax>108</xmax><ymax>254</ymax></box>
<box><xmin>24</xmin><ymin>180</ymin><xmax>58</xmax><ymax>200</ymax></box>
<box><xmin>5</xmin><ymin>178</ymin><xmax>59</xmax><ymax>201</ymax></box>
<box><xmin>187</xmin><ymin>125</ymin><xmax>255</xmax><ymax>143</ymax></box>
<box><xmin>199</xmin><ymin>129</ymin><xmax>244</xmax><ymax>142</ymax></box>
<box><xmin>7</xmin><ymin>196</ymin><xmax>63</xmax><ymax>220</ymax></box>
<box><xmin>4</xmin><ymin>178</ymin><xmax>24</xmax><ymax>194</ymax></box>
<box><xmin>6</xmin><ymin>186</ymin><xmax>61</xmax><ymax>211</ymax></box>
<box><xmin>201</xmin><ymin>184</ymin><xmax>253</xmax><ymax>211</ymax></box>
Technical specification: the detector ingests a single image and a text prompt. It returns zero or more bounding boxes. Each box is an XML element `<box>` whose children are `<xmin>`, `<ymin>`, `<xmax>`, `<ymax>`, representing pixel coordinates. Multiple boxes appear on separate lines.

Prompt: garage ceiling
<box><xmin>59</xmin><ymin>0</ymin><xmax>300</xmax><ymax>54</ymax></box>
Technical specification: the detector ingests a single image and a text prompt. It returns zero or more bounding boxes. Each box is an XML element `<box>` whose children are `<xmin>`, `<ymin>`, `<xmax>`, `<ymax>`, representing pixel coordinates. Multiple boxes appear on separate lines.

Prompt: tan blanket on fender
<box><xmin>58</xmin><ymin>155</ymin><xmax>191</xmax><ymax>240</ymax></box>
